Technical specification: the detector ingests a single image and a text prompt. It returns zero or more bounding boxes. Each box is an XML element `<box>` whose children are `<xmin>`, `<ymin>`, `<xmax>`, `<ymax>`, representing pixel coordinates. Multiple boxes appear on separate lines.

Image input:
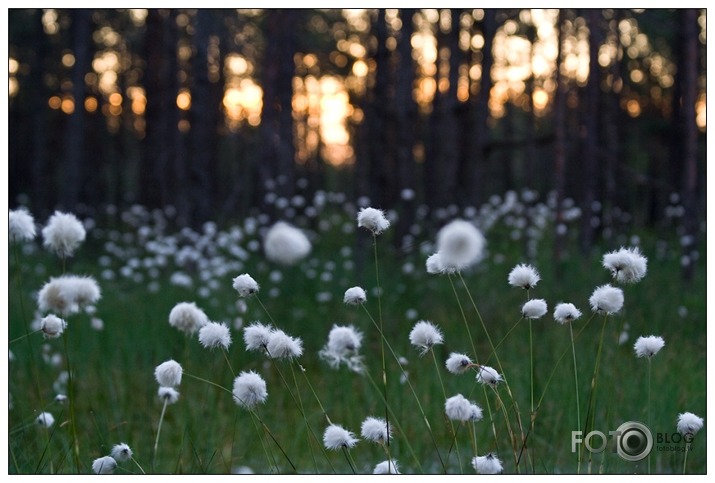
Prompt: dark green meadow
<box><xmin>8</xmin><ymin>195</ymin><xmax>706</xmax><ymax>474</ymax></box>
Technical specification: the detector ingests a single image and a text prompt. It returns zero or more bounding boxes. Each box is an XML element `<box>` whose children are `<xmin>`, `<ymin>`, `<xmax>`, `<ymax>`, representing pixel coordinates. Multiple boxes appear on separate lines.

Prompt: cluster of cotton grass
<box><xmin>9</xmin><ymin>199</ymin><xmax>703</xmax><ymax>474</ymax></box>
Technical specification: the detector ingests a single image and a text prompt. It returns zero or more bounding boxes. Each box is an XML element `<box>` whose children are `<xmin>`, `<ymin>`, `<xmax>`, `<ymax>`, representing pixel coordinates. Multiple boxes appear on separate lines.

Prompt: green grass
<box><xmin>8</xmin><ymin>206</ymin><xmax>706</xmax><ymax>474</ymax></box>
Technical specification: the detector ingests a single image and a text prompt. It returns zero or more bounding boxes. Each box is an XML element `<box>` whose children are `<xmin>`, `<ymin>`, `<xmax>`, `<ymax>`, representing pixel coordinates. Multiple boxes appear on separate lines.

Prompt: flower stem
<box><xmin>682</xmin><ymin>442</ymin><xmax>690</xmax><ymax>474</ymax></box>
<box><xmin>647</xmin><ymin>357</ymin><xmax>652</xmax><ymax>474</ymax></box>
<box><xmin>431</xmin><ymin>349</ymin><xmax>462</xmax><ymax>473</ymax></box>
<box><xmin>569</xmin><ymin>322</ymin><xmax>582</xmax><ymax>474</ymax></box>
<box><xmin>529</xmin><ymin>318</ymin><xmax>535</xmax><ymax>474</ymax></box>
<box><xmin>131</xmin><ymin>457</ymin><xmax>146</xmax><ymax>475</ymax></box>
<box><xmin>62</xmin><ymin>332</ymin><xmax>80</xmax><ymax>472</ymax></box>
<box><xmin>153</xmin><ymin>398</ymin><xmax>169</xmax><ymax>471</ymax></box>
<box><xmin>372</xmin><ymin>234</ymin><xmax>390</xmax><ymax>457</ymax></box>
<box><xmin>585</xmin><ymin>316</ymin><xmax>609</xmax><ymax>473</ymax></box>
<box><xmin>254</xmin><ymin>407</ymin><xmax>297</xmax><ymax>473</ymax></box>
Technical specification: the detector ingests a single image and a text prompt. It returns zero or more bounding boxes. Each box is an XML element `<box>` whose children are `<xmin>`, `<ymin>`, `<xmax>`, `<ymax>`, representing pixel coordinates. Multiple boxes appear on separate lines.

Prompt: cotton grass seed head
<box><xmin>476</xmin><ymin>365</ymin><xmax>502</xmax><ymax>387</ymax></box>
<box><xmin>38</xmin><ymin>275</ymin><xmax>101</xmax><ymax>316</ymax></box>
<box><xmin>36</xmin><ymin>412</ymin><xmax>55</xmax><ymax>428</ymax></box>
<box><xmin>319</xmin><ymin>325</ymin><xmax>364</xmax><ymax>371</ymax></box>
<box><xmin>40</xmin><ymin>314</ymin><xmax>67</xmax><ymax>339</ymax></box>
<box><xmin>198</xmin><ymin>322</ymin><xmax>232</xmax><ymax>351</ymax></box>
<box><xmin>343</xmin><ymin>286</ymin><xmax>367</xmax><ymax>305</ymax></box>
<box><xmin>361</xmin><ymin>416</ymin><xmax>391</xmax><ymax>444</ymax></box>
<box><xmin>154</xmin><ymin>360</ymin><xmax>182</xmax><ymax>387</ymax></box>
<box><xmin>110</xmin><ymin>443</ymin><xmax>133</xmax><ymax>462</ymax></box>
<box><xmin>264</xmin><ymin>221</ymin><xmax>312</xmax><ymax>265</ymax></box>
<box><xmin>169</xmin><ymin>302</ymin><xmax>209</xmax><ymax>336</ymax></box>
<box><xmin>522</xmin><ymin>299</ymin><xmax>548</xmax><ymax>319</ymax></box>
<box><xmin>232</xmin><ymin>273</ymin><xmax>259</xmax><ymax>297</ymax></box>
<box><xmin>508</xmin><ymin>263</ymin><xmax>540</xmax><ymax>289</ymax></box>
<box><xmin>436</xmin><ymin>219</ymin><xmax>486</xmax><ymax>272</ymax></box>
<box><xmin>445</xmin><ymin>394</ymin><xmax>482</xmax><ymax>422</ymax></box>
<box><xmin>323</xmin><ymin>424</ymin><xmax>359</xmax><ymax>450</ymax></box>
<box><xmin>589</xmin><ymin>284</ymin><xmax>624</xmax><ymax>315</ymax></box>
<box><xmin>232</xmin><ymin>371</ymin><xmax>268</xmax><ymax>409</ymax></box>
<box><xmin>243</xmin><ymin>322</ymin><xmax>273</xmax><ymax>352</ymax></box>
<box><xmin>409</xmin><ymin>320</ymin><xmax>444</xmax><ymax>355</ymax></box>
<box><xmin>92</xmin><ymin>456</ymin><xmax>117</xmax><ymax>475</ymax></box>
<box><xmin>266</xmin><ymin>329</ymin><xmax>303</xmax><ymax>359</ymax></box>
<box><xmin>554</xmin><ymin>303</ymin><xmax>582</xmax><ymax>324</ymax></box>
<box><xmin>603</xmin><ymin>246</ymin><xmax>648</xmax><ymax>284</ymax></box>
<box><xmin>633</xmin><ymin>335</ymin><xmax>665</xmax><ymax>359</ymax></box>
<box><xmin>42</xmin><ymin>211</ymin><xmax>86</xmax><ymax>258</ymax></box>
<box><xmin>445</xmin><ymin>352</ymin><xmax>473</xmax><ymax>374</ymax></box>
<box><xmin>472</xmin><ymin>453</ymin><xmax>503</xmax><ymax>474</ymax></box>
<box><xmin>158</xmin><ymin>386</ymin><xmax>180</xmax><ymax>405</ymax></box>
<box><xmin>373</xmin><ymin>460</ymin><xmax>400</xmax><ymax>474</ymax></box>
<box><xmin>9</xmin><ymin>208</ymin><xmax>36</xmax><ymax>242</ymax></box>
<box><xmin>425</xmin><ymin>252</ymin><xmax>448</xmax><ymax>274</ymax></box>
<box><xmin>357</xmin><ymin>207</ymin><xmax>390</xmax><ymax>235</ymax></box>
<box><xmin>677</xmin><ymin>412</ymin><xmax>704</xmax><ymax>437</ymax></box>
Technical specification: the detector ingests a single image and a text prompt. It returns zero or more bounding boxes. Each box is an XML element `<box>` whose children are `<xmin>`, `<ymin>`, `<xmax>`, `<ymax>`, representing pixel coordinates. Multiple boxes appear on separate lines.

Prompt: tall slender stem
<box><xmin>62</xmin><ymin>332</ymin><xmax>80</xmax><ymax>472</ymax></box>
<box><xmin>153</xmin><ymin>398</ymin><xmax>169</xmax><ymax>470</ymax></box>
<box><xmin>371</xmin><ymin>234</ymin><xmax>390</xmax><ymax>455</ymax></box>
<box><xmin>569</xmin><ymin>322</ymin><xmax>582</xmax><ymax>474</ymax></box>
<box><xmin>431</xmin><ymin>349</ymin><xmax>462</xmax><ymax>473</ymax></box>
<box><xmin>647</xmin><ymin>358</ymin><xmax>652</xmax><ymax>474</ymax></box>
<box><xmin>682</xmin><ymin>442</ymin><xmax>690</xmax><ymax>474</ymax></box>
<box><xmin>529</xmin><ymin>318</ymin><xmax>535</xmax><ymax>474</ymax></box>
<box><xmin>585</xmin><ymin>316</ymin><xmax>608</xmax><ymax>473</ymax></box>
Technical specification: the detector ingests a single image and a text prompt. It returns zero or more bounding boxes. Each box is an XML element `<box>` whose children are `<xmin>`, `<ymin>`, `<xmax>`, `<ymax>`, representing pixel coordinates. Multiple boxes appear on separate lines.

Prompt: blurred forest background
<box><xmin>7</xmin><ymin>8</ymin><xmax>707</xmax><ymax>275</ymax></box>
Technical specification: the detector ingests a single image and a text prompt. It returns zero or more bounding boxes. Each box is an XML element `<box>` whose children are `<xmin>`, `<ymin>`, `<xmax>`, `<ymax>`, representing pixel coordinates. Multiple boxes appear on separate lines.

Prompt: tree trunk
<box><xmin>63</xmin><ymin>9</ymin><xmax>92</xmax><ymax>210</ymax></box>
<box><xmin>578</xmin><ymin>10</ymin><xmax>602</xmax><ymax>253</ymax></box>
<box><xmin>553</xmin><ymin>9</ymin><xmax>568</xmax><ymax>266</ymax></box>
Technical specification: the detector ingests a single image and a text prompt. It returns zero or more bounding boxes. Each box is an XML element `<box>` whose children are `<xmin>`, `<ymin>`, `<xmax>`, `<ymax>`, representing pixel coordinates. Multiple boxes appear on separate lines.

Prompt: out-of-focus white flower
<box><xmin>9</xmin><ymin>208</ymin><xmax>36</xmax><ymax>242</ymax></box>
<box><xmin>37</xmin><ymin>276</ymin><xmax>101</xmax><ymax>315</ymax></box>
<box><xmin>232</xmin><ymin>273</ymin><xmax>259</xmax><ymax>297</ymax></box>
<box><xmin>603</xmin><ymin>247</ymin><xmax>648</xmax><ymax>284</ymax></box>
<box><xmin>436</xmin><ymin>219</ymin><xmax>486</xmax><ymax>272</ymax></box>
<box><xmin>198</xmin><ymin>322</ymin><xmax>232</xmax><ymax>351</ymax></box>
<box><xmin>40</xmin><ymin>314</ymin><xmax>67</xmax><ymax>339</ymax></box>
<box><xmin>110</xmin><ymin>443</ymin><xmax>133</xmax><ymax>462</ymax></box>
<box><xmin>445</xmin><ymin>352</ymin><xmax>473</xmax><ymax>374</ymax></box>
<box><xmin>169</xmin><ymin>302</ymin><xmax>209</xmax><ymax>336</ymax></box>
<box><xmin>676</xmin><ymin>412</ymin><xmax>704</xmax><ymax>437</ymax></box>
<box><xmin>408</xmin><ymin>320</ymin><xmax>444</xmax><ymax>355</ymax></box>
<box><xmin>373</xmin><ymin>460</ymin><xmax>400</xmax><ymax>474</ymax></box>
<box><xmin>36</xmin><ymin>412</ymin><xmax>55</xmax><ymax>428</ymax></box>
<box><xmin>554</xmin><ymin>303</ymin><xmax>582</xmax><ymax>324</ymax></box>
<box><xmin>472</xmin><ymin>453</ymin><xmax>503</xmax><ymax>474</ymax></box>
<box><xmin>319</xmin><ymin>325</ymin><xmax>364</xmax><ymax>372</ymax></box>
<box><xmin>360</xmin><ymin>416</ymin><xmax>391</xmax><ymax>444</ymax></box>
<box><xmin>154</xmin><ymin>360</ymin><xmax>182</xmax><ymax>387</ymax></box>
<box><xmin>232</xmin><ymin>371</ymin><xmax>268</xmax><ymax>409</ymax></box>
<box><xmin>508</xmin><ymin>263</ymin><xmax>540</xmax><ymax>289</ymax></box>
<box><xmin>589</xmin><ymin>284</ymin><xmax>624</xmax><ymax>315</ymax></box>
<box><xmin>522</xmin><ymin>299</ymin><xmax>548</xmax><ymax>319</ymax></box>
<box><xmin>92</xmin><ymin>456</ymin><xmax>117</xmax><ymax>475</ymax></box>
<box><xmin>42</xmin><ymin>211</ymin><xmax>86</xmax><ymax>258</ymax></box>
<box><xmin>343</xmin><ymin>286</ymin><xmax>367</xmax><ymax>305</ymax></box>
<box><xmin>323</xmin><ymin>424</ymin><xmax>359</xmax><ymax>450</ymax></box>
<box><xmin>425</xmin><ymin>252</ymin><xmax>447</xmax><ymax>274</ymax></box>
<box><xmin>357</xmin><ymin>207</ymin><xmax>390</xmax><ymax>235</ymax></box>
<box><xmin>158</xmin><ymin>386</ymin><xmax>180</xmax><ymax>405</ymax></box>
<box><xmin>264</xmin><ymin>221</ymin><xmax>311</xmax><ymax>265</ymax></box>
<box><xmin>445</xmin><ymin>394</ymin><xmax>483</xmax><ymax>422</ymax></box>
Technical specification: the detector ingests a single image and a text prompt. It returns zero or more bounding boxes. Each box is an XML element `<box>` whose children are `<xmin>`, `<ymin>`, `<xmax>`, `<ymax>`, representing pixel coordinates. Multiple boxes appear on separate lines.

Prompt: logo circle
<box><xmin>615</xmin><ymin>421</ymin><xmax>653</xmax><ymax>462</ymax></box>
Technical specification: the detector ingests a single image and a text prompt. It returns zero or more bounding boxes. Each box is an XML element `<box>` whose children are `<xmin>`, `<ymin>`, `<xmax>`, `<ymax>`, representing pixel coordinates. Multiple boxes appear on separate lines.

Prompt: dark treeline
<box><xmin>8</xmin><ymin>9</ymin><xmax>706</xmax><ymax>263</ymax></box>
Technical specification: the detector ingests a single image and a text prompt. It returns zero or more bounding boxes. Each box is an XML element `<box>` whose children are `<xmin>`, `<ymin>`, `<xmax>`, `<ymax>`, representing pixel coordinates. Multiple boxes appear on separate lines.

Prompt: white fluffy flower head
<box><xmin>633</xmin><ymin>335</ymin><xmax>665</xmax><ymax>359</ymax></box>
<box><xmin>42</xmin><ymin>211</ymin><xmax>86</xmax><ymax>258</ymax></box>
<box><xmin>476</xmin><ymin>365</ymin><xmax>502</xmax><ymax>387</ymax></box>
<box><xmin>37</xmin><ymin>275</ymin><xmax>101</xmax><ymax>316</ymax></box>
<box><xmin>343</xmin><ymin>286</ymin><xmax>367</xmax><ymax>305</ymax></box>
<box><xmin>243</xmin><ymin>322</ymin><xmax>273</xmax><ymax>352</ymax></box>
<box><xmin>445</xmin><ymin>352</ymin><xmax>473</xmax><ymax>374</ymax></box>
<box><xmin>508</xmin><ymin>263</ymin><xmax>540</xmax><ymax>289</ymax></box>
<box><xmin>169</xmin><ymin>302</ymin><xmax>209</xmax><ymax>335</ymax></box>
<box><xmin>677</xmin><ymin>412</ymin><xmax>704</xmax><ymax>437</ymax></box>
<box><xmin>158</xmin><ymin>386</ymin><xmax>180</xmax><ymax>405</ymax></box>
<box><xmin>323</xmin><ymin>424</ymin><xmax>359</xmax><ymax>450</ymax></box>
<box><xmin>589</xmin><ymin>284</ymin><xmax>624</xmax><ymax>315</ymax></box>
<box><xmin>110</xmin><ymin>443</ymin><xmax>133</xmax><ymax>462</ymax></box>
<box><xmin>232</xmin><ymin>273</ymin><xmax>260</xmax><ymax>297</ymax></box>
<box><xmin>554</xmin><ymin>303</ymin><xmax>582</xmax><ymax>324</ymax></box>
<box><xmin>472</xmin><ymin>453</ymin><xmax>503</xmax><ymax>474</ymax></box>
<box><xmin>155</xmin><ymin>360</ymin><xmax>183</xmax><ymax>387</ymax></box>
<box><xmin>425</xmin><ymin>252</ymin><xmax>448</xmax><ymax>274</ymax></box>
<box><xmin>603</xmin><ymin>246</ymin><xmax>648</xmax><ymax>284</ymax></box>
<box><xmin>266</xmin><ymin>329</ymin><xmax>303</xmax><ymax>359</ymax></box>
<box><xmin>319</xmin><ymin>324</ymin><xmax>364</xmax><ymax>371</ymax></box>
<box><xmin>445</xmin><ymin>394</ymin><xmax>483</xmax><ymax>422</ymax></box>
<box><xmin>409</xmin><ymin>320</ymin><xmax>444</xmax><ymax>355</ymax></box>
<box><xmin>264</xmin><ymin>221</ymin><xmax>312</xmax><ymax>265</ymax></box>
<box><xmin>40</xmin><ymin>314</ymin><xmax>67</xmax><ymax>339</ymax></box>
<box><xmin>522</xmin><ymin>299</ymin><xmax>548</xmax><ymax>319</ymax></box>
<box><xmin>9</xmin><ymin>208</ymin><xmax>36</xmax><ymax>242</ymax></box>
<box><xmin>357</xmin><ymin>207</ymin><xmax>390</xmax><ymax>235</ymax></box>
<box><xmin>373</xmin><ymin>460</ymin><xmax>400</xmax><ymax>474</ymax></box>
<box><xmin>36</xmin><ymin>412</ymin><xmax>55</xmax><ymax>428</ymax></box>
<box><xmin>436</xmin><ymin>219</ymin><xmax>486</xmax><ymax>272</ymax></box>
<box><xmin>361</xmin><ymin>416</ymin><xmax>391</xmax><ymax>444</ymax></box>
<box><xmin>233</xmin><ymin>371</ymin><xmax>268</xmax><ymax>409</ymax></box>
<box><xmin>198</xmin><ymin>322</ymin><xmax>232</xmax><ymax>351</ymax></box>
<box><xmin>92</xmin><ymin>456</ymin><xmax>117</xmax><ymax>475</ymax></box>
